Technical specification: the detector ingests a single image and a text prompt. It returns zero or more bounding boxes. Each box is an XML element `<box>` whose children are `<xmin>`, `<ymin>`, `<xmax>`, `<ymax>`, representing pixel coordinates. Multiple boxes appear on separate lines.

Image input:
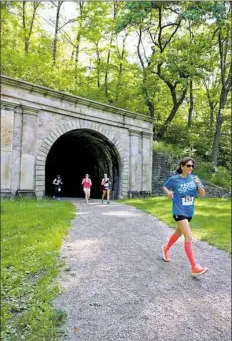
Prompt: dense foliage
<box><xmin>1</xmin><ymin>1</ymin><xmax>231</xmax><ymax>174</ymax></box>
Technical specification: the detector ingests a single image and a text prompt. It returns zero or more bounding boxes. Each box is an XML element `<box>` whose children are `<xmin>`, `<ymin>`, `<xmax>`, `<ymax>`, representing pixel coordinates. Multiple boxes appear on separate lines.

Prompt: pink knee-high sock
<box><xmin>166</xmin><ymin>233</ymin><xmax>180</xmax><ymax>250</ymax></box>
<box><xmin>184</xmin><ymin>241</ymin><xmax>196</xmax><ymax>268</ymax></box>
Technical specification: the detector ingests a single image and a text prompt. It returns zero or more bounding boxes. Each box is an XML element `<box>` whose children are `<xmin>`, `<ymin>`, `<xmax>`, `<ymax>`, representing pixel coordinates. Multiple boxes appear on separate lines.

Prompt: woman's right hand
<box><xmin>167</xmin><ymin>190</ymin><xmax>174</xmax><ymax>199</ymax></box>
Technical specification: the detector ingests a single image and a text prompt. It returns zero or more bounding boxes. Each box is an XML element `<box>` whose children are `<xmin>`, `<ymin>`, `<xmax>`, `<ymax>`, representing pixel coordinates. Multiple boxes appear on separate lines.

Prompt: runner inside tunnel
<box><xmin>45</xmin><ymin>129</ymin><xmax>120</xmax><ymax>199</ymax></box>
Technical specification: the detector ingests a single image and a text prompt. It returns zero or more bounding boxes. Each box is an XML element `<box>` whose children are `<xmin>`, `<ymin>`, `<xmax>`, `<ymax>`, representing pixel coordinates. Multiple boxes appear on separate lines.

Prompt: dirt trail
<box><xmin>54</xmin><ymin>199</ymin><xmax>231</xmax><ymax>341</ymax></box>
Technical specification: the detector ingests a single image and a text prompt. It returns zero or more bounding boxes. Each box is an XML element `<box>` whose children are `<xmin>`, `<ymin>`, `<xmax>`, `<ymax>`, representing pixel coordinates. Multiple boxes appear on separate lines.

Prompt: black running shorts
<box><xmin>173</xmin><ymin>215</ymin><xmax>192</xmax><ymax>222</ymax></box>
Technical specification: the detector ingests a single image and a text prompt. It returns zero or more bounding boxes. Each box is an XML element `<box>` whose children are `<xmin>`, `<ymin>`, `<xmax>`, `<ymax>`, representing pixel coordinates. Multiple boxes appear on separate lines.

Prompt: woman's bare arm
<box><xmin>163</xmin><ymin>186</ymin><xmax>174</xmax><ymax>199</ymax></box>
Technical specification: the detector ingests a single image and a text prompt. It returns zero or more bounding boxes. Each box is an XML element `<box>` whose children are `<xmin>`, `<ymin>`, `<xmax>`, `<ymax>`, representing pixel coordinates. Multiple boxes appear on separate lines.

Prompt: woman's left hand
<box><xmin>194</xmin><ymin>176</ymin><xmax>200</xmax><ymax>186</ymax></box>
<box><xmin>194</xmin><ymin>176</ymin><xmax>205</xmax><ymax>197</ymax></box>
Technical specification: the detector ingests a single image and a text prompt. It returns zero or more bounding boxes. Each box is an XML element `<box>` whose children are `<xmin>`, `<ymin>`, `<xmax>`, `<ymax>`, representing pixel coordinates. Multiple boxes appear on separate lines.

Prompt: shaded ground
<box><xmin>54</xmin><ymin>199</ymin><xmax>231</xmax><ymax>341</ymax></box>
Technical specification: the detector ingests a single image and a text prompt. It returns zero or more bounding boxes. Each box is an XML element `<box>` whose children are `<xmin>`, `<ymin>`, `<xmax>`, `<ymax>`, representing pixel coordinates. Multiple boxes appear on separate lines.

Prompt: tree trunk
<box><xmin>104</xmin><ymin>3</ymin><xmax>118</xmax><ymax>102</ymax></box>
<box><xmin>22</xmin><ymin>1</ymin><xmax>40</xmax><ymax>54</ymax></box>
<box><xmin>203</xmin><ymin>79</ymin><xmax>217</xmax><ymax>127</ymax></box>
<box><xmin>74</xmin><ymin>2</ymin><xmax>84</xmax><ymax>67</ymax></box>
<box><xmin>104</xmin><ymin>35</ymin><xmax>113</xmax><ymax>100</ymax></box>
<box><xmin>95</xmin><ymin>42</ymin><xmax>101</xmax><ymax>88</ymax></box>
<box><xmin>187</xmin><ymin>79</ymin><xmax>194</xmax><ymax>128</ymax></box>
<box><xmin>211</xmin><ymin>19</ymin><xmax>232</xmax><ymax>168</ymax></box>
<box><xmin>156</xmin><ymin>86</ymin><xmax>188</xmax><ymax>139</ymax></box>
<box><xmin>212</xmin><ymin>109</ymin><xmax>223</xmax><ymax>169</ymax></box>
<box><xmin>52</xmin><ymin>1</ymin><xmax>63</xmax><ymax>66</ymax></box>
<box><xmin>212</xmin><ymin>87</ymin><xmax>229</xmax><ymax>168</ymax></box>
<box><xmin>74</xmin><ymin>30</ymin><xmax>81</xmax><ymax>82</ymax></box>
<box><xmin>136</xmin><ymin>29</ymin><xmax>155</xmax><ymax>119</ymax></box>
<box><xmin>115</xmin><ymin>33</ymin><xmax>127</xmax><ymax>103</ymax></box>
<box><xmin>73</xmin><ymin>2</ymin><xmax>84</xmax><ymax>83</ymax></box>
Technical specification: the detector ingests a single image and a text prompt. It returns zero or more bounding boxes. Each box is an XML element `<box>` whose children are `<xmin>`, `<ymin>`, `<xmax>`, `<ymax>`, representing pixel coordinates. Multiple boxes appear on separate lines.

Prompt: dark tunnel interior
<box><xmin>45</xmin><ymin>129</ymin><xmax>120</xmax><ymax>199</ymax></box>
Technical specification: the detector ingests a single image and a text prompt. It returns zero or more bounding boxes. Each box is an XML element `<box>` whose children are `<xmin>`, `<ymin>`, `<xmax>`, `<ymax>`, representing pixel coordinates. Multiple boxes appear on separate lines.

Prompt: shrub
<box><xmin>153</xmin><ymin>142</ymin><xmax>231</xmax><ymax>190</ymax></box>
<box><xmin>194</xmin><ymin>161</ymin><xmax>213</xmax><ymax>180</ymax></box>
<box><xmin>210</xmin><ymin>166</ymin><xmax>231</xmax><ymax>189</ymax></box>
<box><xmin>153</xmin><ymin>141</ymin><xmax>183</xmax><ymax>158</ymax></box>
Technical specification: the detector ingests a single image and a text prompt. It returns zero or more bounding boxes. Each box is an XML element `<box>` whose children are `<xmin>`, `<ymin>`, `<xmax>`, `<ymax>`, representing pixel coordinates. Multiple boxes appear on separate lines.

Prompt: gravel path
<box><xmin>54</xmin><ymin>199</ymin><xmax>231</xmax><ymax>341</ymax></box>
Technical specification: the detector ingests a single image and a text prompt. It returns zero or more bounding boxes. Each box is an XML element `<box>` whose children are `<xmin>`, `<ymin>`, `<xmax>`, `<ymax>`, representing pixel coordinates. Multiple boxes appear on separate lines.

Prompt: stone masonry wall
<box><xmin>152</xmin><ymin>152</ymin><xmax>231</xmax><ymax>198</ymax></box>
<box><xmin>1</xmin><ymin>76</ymin><xmax>153</xmax><ymax>199</ymax></box>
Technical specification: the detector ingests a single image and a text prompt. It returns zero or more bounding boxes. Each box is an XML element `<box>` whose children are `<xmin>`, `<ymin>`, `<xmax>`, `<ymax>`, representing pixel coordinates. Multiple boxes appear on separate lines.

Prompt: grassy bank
<box><xmin>120</xmin><ymin>197</ymin><xmax>231</xmax><ymax>254</ymax></box>
<box><xmin>1</xmin><ymin>199</ymin><xmax>76</xmax><ymax>341</ymax></box>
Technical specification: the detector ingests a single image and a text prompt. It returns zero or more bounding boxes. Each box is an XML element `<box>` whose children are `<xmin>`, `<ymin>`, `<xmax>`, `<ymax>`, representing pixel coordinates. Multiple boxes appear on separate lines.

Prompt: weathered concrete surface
<box><xmin>54</xmin><ymin>199</ymin><xmax>231</xmax><ymax>341</ymax></box>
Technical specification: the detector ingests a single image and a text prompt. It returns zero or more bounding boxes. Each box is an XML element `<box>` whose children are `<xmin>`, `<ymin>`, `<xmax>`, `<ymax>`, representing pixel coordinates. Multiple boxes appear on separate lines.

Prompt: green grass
<box><xmin>1</xmin><ymin>199</ymin><xmax>76</xmax><ymax>341</ymax></box>
<box><xmin>119</xmin><ymin>197</ymin><xmax>231</xmax><ymax>254</ymax></box>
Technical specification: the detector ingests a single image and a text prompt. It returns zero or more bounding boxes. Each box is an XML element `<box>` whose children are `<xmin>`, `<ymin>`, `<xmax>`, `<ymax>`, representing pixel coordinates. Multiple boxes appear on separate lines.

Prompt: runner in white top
<box><xmin>101</xmin><ymin>173</ymin><xmax>111</xmax><ymax>204</ymax></box>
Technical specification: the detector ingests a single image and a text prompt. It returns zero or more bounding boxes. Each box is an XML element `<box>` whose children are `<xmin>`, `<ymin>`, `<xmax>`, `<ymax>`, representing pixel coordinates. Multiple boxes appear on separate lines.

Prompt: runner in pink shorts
<box><xmin>81</xmin><ymin>174</ymin><xmax>92</xmax><ymax>204</ymax></box>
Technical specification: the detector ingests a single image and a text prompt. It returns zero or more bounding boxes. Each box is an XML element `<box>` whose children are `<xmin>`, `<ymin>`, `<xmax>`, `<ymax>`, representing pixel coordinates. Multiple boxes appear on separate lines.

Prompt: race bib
<box><xmin>182</xmin><ymin>195</ymin><xmax>194</xmax><ymax>206</ymax></box>
<box><xmin>58</xmin><ymin>187</ymin><xmax>61</xmax><ymax>192</ymax></box>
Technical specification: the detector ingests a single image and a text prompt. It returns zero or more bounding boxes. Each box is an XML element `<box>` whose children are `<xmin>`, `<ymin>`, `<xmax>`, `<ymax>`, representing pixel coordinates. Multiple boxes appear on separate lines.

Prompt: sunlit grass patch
<box><xmin>1</xmin><ymin>199</ymin><xmax>76</xmax><ymax>341</ymax></box>
<box><xmin>119</xmin><ymin>197</ymin><xmax>231</xmax><ymax>254</ymax></box>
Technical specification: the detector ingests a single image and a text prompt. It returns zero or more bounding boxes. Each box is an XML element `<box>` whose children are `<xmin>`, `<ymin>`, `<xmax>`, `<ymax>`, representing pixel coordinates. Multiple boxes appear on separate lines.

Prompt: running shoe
<box><xmin>191</xmin><ymin>264</ymin><xmax>208</xmax><ymax>276</ymax></box>
<box><xmin>161</xmin><ymin>244</ymin><xmax>170</xmax><ymax>262</ymax></box>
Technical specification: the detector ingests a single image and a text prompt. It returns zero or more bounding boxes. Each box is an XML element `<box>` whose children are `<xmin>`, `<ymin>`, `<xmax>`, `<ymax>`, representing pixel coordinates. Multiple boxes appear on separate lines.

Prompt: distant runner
<box><xmin>101</xmin><ymin>173</ymin><xmax>111</xmax><ymax>204</ymax></box>
<box><xmin>81</xmin><ymin>174</ymin><xmax>92</xmax><ymax>204</ymax></box>
<box><xmin>52</xmin><ymin>174</ymin><xmax>63</xmax><ymax>200</ymax></box>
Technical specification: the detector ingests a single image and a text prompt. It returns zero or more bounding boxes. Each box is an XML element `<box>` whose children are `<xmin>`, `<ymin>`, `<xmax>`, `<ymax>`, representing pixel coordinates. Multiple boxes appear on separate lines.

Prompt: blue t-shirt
<box><xmin>163</xmin><ymin>174</ymin><xmax>204</xmax><ymax>217</ymax></box>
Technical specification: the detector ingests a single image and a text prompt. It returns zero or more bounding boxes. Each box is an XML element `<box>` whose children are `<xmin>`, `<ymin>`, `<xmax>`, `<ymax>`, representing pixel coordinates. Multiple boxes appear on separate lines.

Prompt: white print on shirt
<box><xmin>182</xmin><ymin>195</ymin><xmax>194</xmax><ymax>206</ymax></box>
<box><xmin>177</xmin><ymin>181</ymin><xmax>196</xmax><ymax>194</ymax></box>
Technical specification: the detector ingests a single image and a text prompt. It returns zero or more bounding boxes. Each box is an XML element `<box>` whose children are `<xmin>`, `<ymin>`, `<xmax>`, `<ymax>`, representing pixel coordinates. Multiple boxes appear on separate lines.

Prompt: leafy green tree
<box><xmin>1</xmin><ymin>1</ymin><xmax>230</xmax><ymax>172</ymax></box>
<box><xmin>211</xmin><ymin>4</ymin><xmax>231</xmax><ymax>168</ymax></box>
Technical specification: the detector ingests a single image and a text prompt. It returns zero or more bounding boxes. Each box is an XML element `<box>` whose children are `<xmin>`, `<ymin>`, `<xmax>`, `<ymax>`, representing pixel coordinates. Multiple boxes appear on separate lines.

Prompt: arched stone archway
<box><xmin>1</xmin><ymin>76</ymin><xmax>153</xmax><ymax>199</ymax></box>
<box><xmin>35</xmin><ymin>120</ymin><xmax>127</xmax><ymax>198</ymax></box>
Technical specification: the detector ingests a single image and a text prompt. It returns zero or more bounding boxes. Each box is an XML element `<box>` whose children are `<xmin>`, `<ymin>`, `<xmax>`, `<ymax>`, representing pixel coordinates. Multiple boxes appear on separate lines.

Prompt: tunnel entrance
<box><xmin>45</xmin><ymin>129</ymin><xmax>120</xmax><ymax>199</ymax></box>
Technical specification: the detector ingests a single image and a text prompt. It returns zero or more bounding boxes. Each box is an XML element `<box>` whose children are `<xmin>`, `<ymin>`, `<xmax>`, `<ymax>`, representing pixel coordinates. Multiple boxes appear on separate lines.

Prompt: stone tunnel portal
<box><xmin>45</xmin><ymin>129</ymin><xmax>120</xmax><ymax>199</ymax></box>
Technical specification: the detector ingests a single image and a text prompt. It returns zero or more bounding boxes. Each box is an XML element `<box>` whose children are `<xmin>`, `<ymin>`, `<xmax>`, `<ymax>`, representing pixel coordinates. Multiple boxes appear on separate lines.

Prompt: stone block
<box><xmin>20</xmin><ymin>154</ymin><xmax>35</xmax><ymax>190</ymax></box>
<box><xmin>37</xmin><ymin>155</ymin><xmax>46</xmax><ymax>162</ymax></box>
<box><xmin>36</xmin><ymin>180</ymin><xmax>45</xmax><ymax>186</ymax></box>
<box><xmin>50</xmin><ymin>130</ymin><xmax>59</xmax><ymax>141</ymax></box>
<box><xmin>1</xmin><ymin>108</ymin><xmax>14</xmax><ymax>151</ymax></box>
<box><xmin>1</xmin><ymin>151</ymin><xmax>12</xmax><ymax>189</ymax></box>
<box><xmin>43</xmin><ymin>138</ymin><xmax>53</xmax><ymax>147</ymax></box>
<box><xmin>36</xmin><ymin>165</ymin><xmax>45</xmax><ymax>170</ymax></box>
<box><xmin>37</xmin><ymin>147</ymin><xmax>48</xmax><ymax>157</ymax></box>
<box><xmin>55</xmin><ymin>125</ymin><xmax>66</xmax><ymax>137</ymax></box>
<box><xmin>36</xmin><ymin>185</ymin><xmax>44</xmax><ymax>191</ymax></box>
<box><xmin>36</xmin><ymin>160</ymin><xmax>45</xmax><ymax>167</ymax></box>
<box><xmin>58</xmin><ymin>124</ymin><xmax>67</xmax><ymax>134</ymax></box>
<box><xmin>36</xmin><ymin>191</ymin><xmax>44</xmax><ymax>197</ymax></box>
<box><xmin>0</xmin><ymin>190</ymin><xmax>13</xmax><ymax>199</ymax></box>
<box><xmin>11</xmin><ymin>149</ymin><xmax>21</xmax><ymax>191</ymax></box>
<box><xmin>46</xmin><ymin>134</ymin><xmax>56</xmax><ymax>144</ymax></box>
<box><xmin>36</xmin><ymin>175</ymin><xmax>44</xmax><ymax>181</ymax></box>
<box><xmin>22</xmin><ymin>114</ymin><xmax>37</xmax><ymax>154</ymax></box>
<box><xmin>35</xmin><ymin>169</ymin><xmax>45</xmax><ymax>176</ymax></box>
<box><xmin>17</xmin><ymin>190</ymin><xmax>36</xmax><ymax>198</ymax></box>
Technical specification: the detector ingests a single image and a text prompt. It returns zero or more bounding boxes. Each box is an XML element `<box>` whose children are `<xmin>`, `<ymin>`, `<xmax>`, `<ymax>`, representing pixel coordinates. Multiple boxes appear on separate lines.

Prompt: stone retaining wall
<box><xmin>152</xmin><ymin>152</ymin><xmax>231</xmax><ymax>198</ymax></box>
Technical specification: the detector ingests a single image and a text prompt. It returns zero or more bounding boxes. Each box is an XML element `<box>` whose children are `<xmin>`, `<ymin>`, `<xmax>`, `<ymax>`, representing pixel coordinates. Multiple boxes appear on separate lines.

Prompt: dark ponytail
<box><xmin>176</xmin><ymin>157</ymin><xmax>195</xmax><ymax>174</ymax></box>
<box><xmin>176</xmin><ymin>166</ymin><xmax>182</xmax><ymax>174</ymax></box>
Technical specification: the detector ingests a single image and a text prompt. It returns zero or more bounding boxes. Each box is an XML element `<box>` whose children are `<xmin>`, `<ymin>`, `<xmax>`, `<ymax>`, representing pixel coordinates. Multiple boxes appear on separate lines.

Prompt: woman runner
<box><xmin>162</xmin><ymin>156</ymin><xmax>208</xmax><ymax>276</ymax></box>
<box><xmin>52</xmin><ymin>174</ymin><xmax>63</xmax><ymax>200</ymax></box>
<box><xmin>101</xmin><ymin>173</ymin><xmax>111</xmax><ymax>204</ymax></box>
<box><xmin>81</xmin><ymin>174</ymin><xmax>92</xmax><ymax>204</ymax></box>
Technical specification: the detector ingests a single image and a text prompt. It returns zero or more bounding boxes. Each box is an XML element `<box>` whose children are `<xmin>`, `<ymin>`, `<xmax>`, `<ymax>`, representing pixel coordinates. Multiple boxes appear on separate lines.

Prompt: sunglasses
<box><xmin>186</xmin><ymin>164</ymin><xmax>194</xmax><ymax>168</ymax></box>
